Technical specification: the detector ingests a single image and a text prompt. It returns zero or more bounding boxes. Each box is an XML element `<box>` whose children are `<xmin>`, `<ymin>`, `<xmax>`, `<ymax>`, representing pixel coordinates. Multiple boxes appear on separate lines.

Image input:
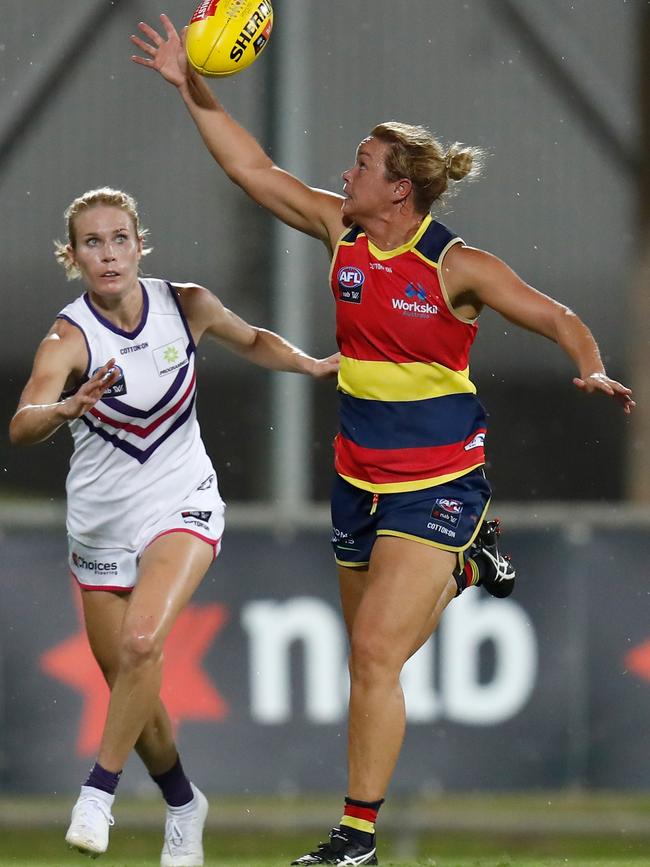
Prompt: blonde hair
<box><xmin>54</xmin><ymin>187</ymin><xmax>151</xmax><ymax>280</ymax></box>
<box><xmin>370</xmin><ymin>122</ymin><xmax>483</xmax><ymax>213</ymax></box>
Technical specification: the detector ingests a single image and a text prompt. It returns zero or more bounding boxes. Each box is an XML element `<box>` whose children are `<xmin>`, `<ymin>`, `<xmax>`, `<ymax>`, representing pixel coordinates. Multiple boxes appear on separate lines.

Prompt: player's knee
<box><xmin>349</xmin><ymin>631</ymin><xmax>401</xmax><ymax>685</ymax></box>
<box><xmin>119</xmin><ymin>628</ymin><xmax>162</xmax><ymax>670</ymax></box>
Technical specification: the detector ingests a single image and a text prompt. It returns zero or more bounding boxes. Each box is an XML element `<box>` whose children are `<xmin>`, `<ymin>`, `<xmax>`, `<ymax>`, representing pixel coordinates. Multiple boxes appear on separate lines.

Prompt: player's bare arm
<box><xmin>443</xmin><ymin>244</ymin><xmax>635</xmax><ymax>413</ymax></box>
<box><xmin>176</xmin><ymin>283</ymin><xmax>339</xmax><ymax>379</ymax></box>
<box><xmin>130</xmin><ymin>14</ymin><xmax>345</xmax><ymax>249</ymax></box>
<box><xmin>9</xmin><ymin>319</ymin><xmax>119</xmax><ymax>445</ymax></box>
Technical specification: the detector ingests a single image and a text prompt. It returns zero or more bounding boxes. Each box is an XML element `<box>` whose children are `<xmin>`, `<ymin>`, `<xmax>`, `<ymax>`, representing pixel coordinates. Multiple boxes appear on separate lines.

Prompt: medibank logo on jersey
<box><xmin>71</xmin><ymin>552</ymin><xmax>118</xmax><ymax>573</ymax></box>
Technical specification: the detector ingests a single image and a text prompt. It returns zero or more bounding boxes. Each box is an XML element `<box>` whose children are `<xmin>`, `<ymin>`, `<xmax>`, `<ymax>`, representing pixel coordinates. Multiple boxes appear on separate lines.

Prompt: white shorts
<box><xmin>68</xmin><ymin>475</ymin><xmax>225</xmax><ymax>591</ymax></box>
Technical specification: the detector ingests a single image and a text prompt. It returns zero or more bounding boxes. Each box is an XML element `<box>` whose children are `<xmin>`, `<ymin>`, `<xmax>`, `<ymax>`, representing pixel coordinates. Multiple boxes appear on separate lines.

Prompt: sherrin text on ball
<box><xmin>186</xmin><ymin>0</ymin><xmax>273</xmax><ymax>77</ymax></box>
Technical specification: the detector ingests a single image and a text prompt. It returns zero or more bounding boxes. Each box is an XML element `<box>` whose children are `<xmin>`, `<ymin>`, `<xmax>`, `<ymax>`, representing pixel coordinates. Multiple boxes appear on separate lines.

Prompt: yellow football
<box><xmin>186</xmin><ymin>0</ymin><xmax>273</xmax><ymax>77</ymax></box>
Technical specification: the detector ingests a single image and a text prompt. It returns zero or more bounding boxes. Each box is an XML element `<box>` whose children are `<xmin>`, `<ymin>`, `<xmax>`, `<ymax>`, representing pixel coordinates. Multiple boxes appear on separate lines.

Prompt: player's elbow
<box><xmin>9</xmin><ymin>411</ymin><xmax>41</xmax><ymax>446</ymax></box>
<box><xmin>9</xmin><ymin>416</ymin><xmax>29</xmax><ymax>445</ymax></box>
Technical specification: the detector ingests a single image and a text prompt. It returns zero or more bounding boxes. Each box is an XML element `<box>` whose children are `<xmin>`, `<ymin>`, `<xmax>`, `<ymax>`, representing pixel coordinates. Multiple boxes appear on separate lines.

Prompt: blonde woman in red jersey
<box><xmin>132</xmin><ymin>16</ymin><xmax>635</xmax><ymax>866</ymax></box>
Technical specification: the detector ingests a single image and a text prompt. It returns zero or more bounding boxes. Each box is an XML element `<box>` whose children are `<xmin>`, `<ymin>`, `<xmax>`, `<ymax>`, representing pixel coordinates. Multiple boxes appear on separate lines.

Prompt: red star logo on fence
<box><xmin>626</xmin><ymin>640</ymin><xmax>650</xmax><ymax>682</ymax></box>
<box><xmin>40</xmin><ymin>585</ymin><xmax>229</xmax><ymax>756</ymax></box>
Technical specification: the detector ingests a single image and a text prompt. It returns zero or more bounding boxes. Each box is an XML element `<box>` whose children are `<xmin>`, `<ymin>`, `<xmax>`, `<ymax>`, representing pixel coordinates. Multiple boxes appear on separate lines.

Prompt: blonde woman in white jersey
<box><xmin>9</xmin><ymin>188</ymin><xmax>339</xmax><ymax>866</ymax></box>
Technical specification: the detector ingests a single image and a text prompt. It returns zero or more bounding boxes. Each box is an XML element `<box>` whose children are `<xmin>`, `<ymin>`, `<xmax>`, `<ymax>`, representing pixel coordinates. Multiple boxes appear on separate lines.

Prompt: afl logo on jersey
<box><xmin>92</xmin><ymin>364</ymin><xmax>127</xmax><ymax>397</ymax></box>
<box><xmin>337</xmin><ymin>267</ymin><xmax>365</xmax><ymax>304</ymax></box>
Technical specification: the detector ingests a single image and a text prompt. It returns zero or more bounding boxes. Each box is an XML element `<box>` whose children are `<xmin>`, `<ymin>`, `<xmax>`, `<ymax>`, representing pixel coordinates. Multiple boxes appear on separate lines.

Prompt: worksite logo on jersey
<box><xmin>392</xmin><ymin>283</ymin><xmax>439</xmax><ymax>318</ymax></box>
<box><xmin>337</xmin><ymin>267</ymin><xmax>365</xmax><ymax>303</ymax></box>
<box><xmin>153</xmin><ymin>338</ymin><xmax>189</xmax><ymax>376</ymax></box>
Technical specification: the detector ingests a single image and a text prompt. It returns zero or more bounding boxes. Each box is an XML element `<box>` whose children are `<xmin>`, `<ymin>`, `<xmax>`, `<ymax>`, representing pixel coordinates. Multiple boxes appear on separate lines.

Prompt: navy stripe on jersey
<box><xmin>339</xmin><ymin>391</ymin><xmax>486</xmax><ymax>449</ymax></box>
<box><xmin>103</xmin><ymin>341</ymin><xmax>194</xmax><ymax>418</ymax></box>
<box><xmin>57</xmin><ymin>314</ymin><xmax>92</xmax><ymax>395</ymax></box>
<box><xmin>414</xmin><ymin>219</ymin><xmax>456</xmax><ymax>262</ymax></box>
<box><xmin>340</xmin><ymin>225</ymin><xmax>365</xmax><ymax>244</ymax></box>
<box><xmin>80</xmin><ymin>394</ymin><xmax>197</xmax><ymax>464</ymax></box>
<box><xmin>82</xmin><ymin>283</ymin><xmax>150</xmax><ymax>340</ymax></box>
<box><xmin>166</xmin><ymin>281</ymin><xmax>196</xmax><ymax>352</ymax></box>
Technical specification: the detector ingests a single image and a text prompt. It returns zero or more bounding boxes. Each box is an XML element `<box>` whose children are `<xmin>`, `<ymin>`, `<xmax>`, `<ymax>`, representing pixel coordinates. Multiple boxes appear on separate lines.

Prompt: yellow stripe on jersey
<box><xmin>338</xmin><ymin>463</ymin><xmax>485</xmax><ymax>494</ymax></box>
<box><xmin>338</xmin><ymin>356</ymin><xmax>476</xmax><ymax>402</ymax></box>
<box><xmin>367</xmin><ymin>214</ymin><xmax>434</xmax><ymax>261</ymax></box>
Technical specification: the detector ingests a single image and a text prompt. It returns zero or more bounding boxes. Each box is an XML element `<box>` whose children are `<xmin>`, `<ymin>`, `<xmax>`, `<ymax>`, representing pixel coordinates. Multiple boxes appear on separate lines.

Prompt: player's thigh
<box><xmin>81</xmin><ymin>589</ymin><xmax>131</xmax><ymax>682</ymax></box>
<box><xmin>338</xmin><ymin>563</ymin><xmax>370</xmax><ymax>640</ymax></box>
<box><xmin>351</xmin><ymin>535</ymin><xmax>456</xmax><ymax>668</ymax></box>
<box><xmin>124</xmin><ymin>532</ymin><xmax>214</xmax><ymax>646</ymax></box>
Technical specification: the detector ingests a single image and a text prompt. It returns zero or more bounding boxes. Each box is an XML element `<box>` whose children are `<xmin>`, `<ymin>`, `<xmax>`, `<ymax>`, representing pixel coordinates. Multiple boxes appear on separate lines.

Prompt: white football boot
<box><xmin>160</xmin><ymin>784</ymin><xmax>209</xmax><ymax>867</ymax></box>
<box><xmin>65</xmin><ymin>786</ymin><xmax>115</xmax><ymax>857</ymax></box>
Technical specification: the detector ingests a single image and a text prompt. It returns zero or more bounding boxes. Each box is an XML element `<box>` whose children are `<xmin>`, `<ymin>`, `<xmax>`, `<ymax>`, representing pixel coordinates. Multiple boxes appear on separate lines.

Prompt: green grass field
<box><xmin>1</xmin><ymin>793</ymin><xmax>649</xmax><ymax>866</ymax></box>
<box><xmin>1</xmin><ymin>828</ymin><xmax>649</xmax><ymax>866</ymax></box>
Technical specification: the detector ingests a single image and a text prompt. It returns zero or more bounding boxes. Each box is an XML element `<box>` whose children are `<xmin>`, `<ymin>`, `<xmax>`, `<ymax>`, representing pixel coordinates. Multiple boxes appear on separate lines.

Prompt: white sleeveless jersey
<box><xmin>58</xmin><ymin>278</ymin><xmax>219</xmax><ymax>549</ymax></box>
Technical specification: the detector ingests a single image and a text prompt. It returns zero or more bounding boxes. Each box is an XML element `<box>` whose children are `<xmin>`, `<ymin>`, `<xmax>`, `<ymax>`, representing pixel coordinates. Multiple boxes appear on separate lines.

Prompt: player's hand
<box><xmin>61</xmin><ymin>359</ymin><xmax>120</xmax><ymax>420</ymax></box>
<box><xmin>130</xmin><ymin>14</ymin><xmax>188</xmax><ymax>88</ymax></box>
<box><xmin>309</xmin><ymin>352</ymin><xmax>340</xmax><ymax>380</ymax></box>
<box><xmin>573</xmin><ymin>372</ymin><xmax>636</xmax><ymax>414</ymax></box>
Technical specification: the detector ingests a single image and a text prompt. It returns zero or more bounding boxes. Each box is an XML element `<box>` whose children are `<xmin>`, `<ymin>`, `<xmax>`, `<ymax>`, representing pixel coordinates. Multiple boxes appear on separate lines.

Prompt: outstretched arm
<box><xmin>443</xmin><ymin>244</ymin><xmax>635</xmax><ymax>414</ymax></box>
<box><xmin>9</xmin><ymin>320</ymin><xmax>120</xmax><ymax>445</ymax></box>
<box><xmin>131</xmin><ymin>14</ymin><xmax>344</xmax><ymax>248</ymax></box>
<box><xmin>177</xmin><ymin>283</ymin><xmax>339</xmax><ymax>378</ymax></box>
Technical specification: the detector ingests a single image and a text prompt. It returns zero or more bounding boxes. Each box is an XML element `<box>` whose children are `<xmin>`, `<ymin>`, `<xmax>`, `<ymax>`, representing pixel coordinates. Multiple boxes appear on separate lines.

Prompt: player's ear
<box><xmin>65</xmin><ymin>244</ymin><xmax>77</xmax><ymax>268</ymax></box>
<box><xmin>393</xmin><ymin>178</ymin><xmax>412</xmax><ymax>203</ymax></box>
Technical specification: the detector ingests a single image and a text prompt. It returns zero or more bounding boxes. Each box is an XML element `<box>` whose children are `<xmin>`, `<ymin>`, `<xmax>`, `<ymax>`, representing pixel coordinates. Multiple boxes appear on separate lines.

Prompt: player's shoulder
<box><xmin>49</xmin><ymin>314</ymin><xmax>88</xmax><ymax>347</ymax></box>
<box><xmin>170</xmin><ymin>281</ymin><xmax>214</xmax><ymax>308</ymax></box>
<box><xmin>31</xmin><ymin>316</ymin><xmax>89</xmax><ymax>376</ymax></box>
<box><xmin>171</xmin><ymin>282</ymin><xmax>227</xmax><ymax>331</ymax></box>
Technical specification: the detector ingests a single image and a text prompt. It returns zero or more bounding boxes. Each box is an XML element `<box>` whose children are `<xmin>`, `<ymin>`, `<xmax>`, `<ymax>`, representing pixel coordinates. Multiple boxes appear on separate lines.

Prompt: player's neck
<box><xmin>87</xmin><ymin>281</ymin><xmax>144</xmax><ymax>331</ymax></box>
<box><xmin>362</xmin><ymin>210</ymin><xmax>427</xmax><ymax>252</ymax></box>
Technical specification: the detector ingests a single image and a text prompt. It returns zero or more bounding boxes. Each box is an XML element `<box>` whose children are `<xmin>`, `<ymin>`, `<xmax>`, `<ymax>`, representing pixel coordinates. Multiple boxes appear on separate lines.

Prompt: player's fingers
<box><xmin>130</xmin><ymin>34</ymin><xmax>157</xmax><ymax>56</ymax></box>
<box><xmin>160</xmin><ymin>13</ymin><xmax>178</xmax><ymax>37</ymax></box>
<box><xmin>131</xmin><ymin>56</ymin><xmax>155</xmax><ymax>69</ymax></box>
<box><xmin>137</xmin><ymin>21</ymin><xmax>164</xmax><ymax>44</ymax></box>
<box><xmin>131</xmin><ymin>55</ymin><xmax>155</xmax><ymax>68</ymax></box>
<box><xmin>94</xmin><ymin>359</ymin><xmax>116</xmax><ymax>380</ymax></box>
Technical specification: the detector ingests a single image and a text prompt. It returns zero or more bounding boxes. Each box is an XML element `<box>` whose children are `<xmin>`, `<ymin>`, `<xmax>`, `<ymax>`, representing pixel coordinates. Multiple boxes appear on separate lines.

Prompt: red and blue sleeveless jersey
<box><xmin>329</xmin><ymin>214</ymin><xmax>486</xmax><ymax>493</ymax></box>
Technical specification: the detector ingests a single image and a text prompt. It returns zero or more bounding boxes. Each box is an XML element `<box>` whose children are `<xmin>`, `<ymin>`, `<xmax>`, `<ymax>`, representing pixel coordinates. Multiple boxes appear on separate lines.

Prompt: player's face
<box><xmin>68</xmin><ymin>206</ymin><xmax>142</xmax><ymax>298</ymax></box>
<box><xmin>341</xmin><ymin>137</ymin><xmax>396</xmax><ymax>221</ymax></box>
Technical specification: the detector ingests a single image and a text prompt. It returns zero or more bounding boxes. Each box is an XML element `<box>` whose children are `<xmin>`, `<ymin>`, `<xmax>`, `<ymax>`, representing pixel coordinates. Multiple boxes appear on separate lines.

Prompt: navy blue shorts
<box><xmin>330</xmin><ymin>469</ymin><xmax>491</xmax><ymax>568</ymax></box>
